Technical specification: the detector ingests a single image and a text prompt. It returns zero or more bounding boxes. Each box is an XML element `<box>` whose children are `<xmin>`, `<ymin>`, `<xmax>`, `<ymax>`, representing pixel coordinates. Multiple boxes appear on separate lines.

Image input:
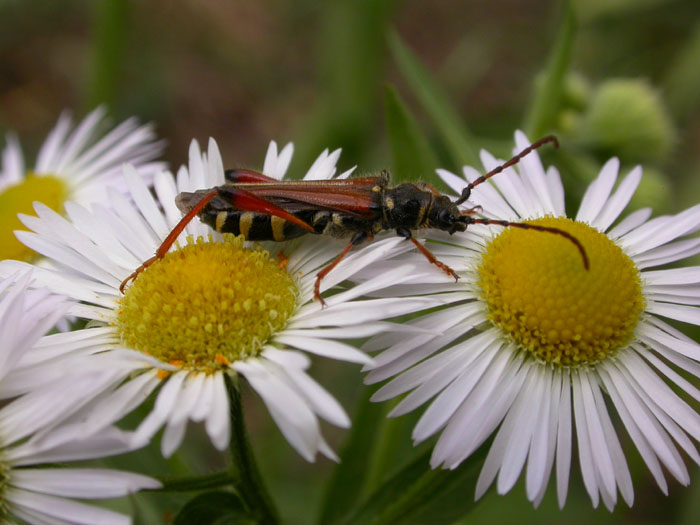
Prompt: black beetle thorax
<box><xmin>382</xmin><ymin>184</ymin><xmax>433</xmax><ymax>229</ymax></box>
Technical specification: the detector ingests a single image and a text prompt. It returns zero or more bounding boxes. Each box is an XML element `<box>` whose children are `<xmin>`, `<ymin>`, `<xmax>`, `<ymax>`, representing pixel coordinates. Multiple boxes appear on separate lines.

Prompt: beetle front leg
<box><xmin>396</xmin><ymin>227</ymin><xmax>459</xmax><ymax>281</ymax></box>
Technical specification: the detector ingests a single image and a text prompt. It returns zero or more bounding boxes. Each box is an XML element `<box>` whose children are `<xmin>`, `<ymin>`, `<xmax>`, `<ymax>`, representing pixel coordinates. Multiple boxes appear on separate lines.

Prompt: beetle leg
<box><xmin>396</xmin><ymin>227</ymin><xmax>459</xmax><ymax>281</ymax></box>
<box><xmin>314</xmin><ymin>231</ymin><xmax>370</xmax><ymax>306</ymax></box>
<box><xmin>120</xmin><ymin>188</ymin><xmax>220</xmax><ymax>293</ymax></box>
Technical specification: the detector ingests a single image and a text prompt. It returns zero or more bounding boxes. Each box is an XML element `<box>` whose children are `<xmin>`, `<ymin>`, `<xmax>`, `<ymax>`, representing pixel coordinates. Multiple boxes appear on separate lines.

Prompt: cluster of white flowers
<box><xmin>3</xmin><ymin>109</ymin><xmax>700</xmax><ymax>523</ymax></box>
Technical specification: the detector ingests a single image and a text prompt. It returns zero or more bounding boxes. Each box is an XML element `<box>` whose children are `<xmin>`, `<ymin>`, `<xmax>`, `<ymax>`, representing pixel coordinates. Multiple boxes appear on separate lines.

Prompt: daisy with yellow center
<box><xmin>0</xmin><ymin>139</ymin><xmax>435</xmax><ymax>461</ymax></box>
<box><xmin>363</xmin><ymin>131</ymin><xmax>700</xmax><ymax>510</ymax></box>
<box><xmin>0</xmin><ymin>273</ymin><xmax>160</xmax><ymax>525</ymax></box>
<box><xmin>0</xmin><ymin>106</ymin><xmax>164</xmax><ymax>262</ymax></box>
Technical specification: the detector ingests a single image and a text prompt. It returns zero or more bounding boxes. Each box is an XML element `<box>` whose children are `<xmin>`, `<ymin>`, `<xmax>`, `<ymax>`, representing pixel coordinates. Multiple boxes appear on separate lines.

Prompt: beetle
<box><xmin>120</xmin><ymin>136</ymin><xmax>588</xmax><ymax>304</ymax></box>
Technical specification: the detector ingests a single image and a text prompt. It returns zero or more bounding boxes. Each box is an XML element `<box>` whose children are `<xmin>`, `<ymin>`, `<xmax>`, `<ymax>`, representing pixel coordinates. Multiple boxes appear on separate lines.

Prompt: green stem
<box><xmin>155</xmin><ymin>471</ymin><xmax>237</xmax><ymax>492</ymax></box>
<box><xmin>523</xmin><ymin>1</ymin><xmax>577</xmax><ymax>138</ymax></box>
<box><xmin>226</xmin><ymin>375</ymin><xmax>280</xmax><ymax>524</ymax></box>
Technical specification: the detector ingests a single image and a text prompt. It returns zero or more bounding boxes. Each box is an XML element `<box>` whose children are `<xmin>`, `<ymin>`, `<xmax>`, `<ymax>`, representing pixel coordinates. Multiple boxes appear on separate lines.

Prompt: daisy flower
<box><xmin>0</xmin><ymin>139</ymin><xmax>435</xmax><ymax>462</ymax></box>
<box><xmin>363</xmin><ymin>131</ymin><xmax>700</xmax><ymax>510</ymax></box>
<box><xmin>1</xmin><ymin>106</ymin><xmax>165</xmax><ymax>262</ymax></box>
<box><xmin>0</xmin><ymin>272</ymin><xmax>160</xmax><ymax>525</ymax></box>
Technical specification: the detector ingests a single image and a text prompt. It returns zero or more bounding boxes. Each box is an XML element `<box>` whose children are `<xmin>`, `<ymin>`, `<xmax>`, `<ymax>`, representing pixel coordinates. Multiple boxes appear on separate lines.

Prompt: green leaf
<box><xmin>384</xmin><ymin>85</ymin><xmax>442</xmax><ymax>187</ymax></box>
<box><xmin>86</xmin><ymin>0</ymin><xmax>129</xmax><ymax>110</ymax></box>
<box><xmin>173</xmin><ymin>491</ymin><xmax>256</xmax><ymax>525</ymax></box>
<box><xmin>317</xmin><ymin>388</ymin><xmax>389</xmax><ymax>525</ymax></box>
<box><xmin>343</xmin><ymin>445</ymin><xmax>488</xmax><ymax>525</ymax></box>
<box><xmin>523</xmin><ymin>2</ymin><xmax>577</xmax><ymax>137</ymax></box>
<box><xmin>388</xmin><ymin>30</ymin><xmax>479</xmax><ymax>170</ymax></box>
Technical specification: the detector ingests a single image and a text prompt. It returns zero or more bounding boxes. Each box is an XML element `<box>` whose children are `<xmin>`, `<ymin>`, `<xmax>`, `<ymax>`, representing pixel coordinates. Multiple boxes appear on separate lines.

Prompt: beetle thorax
<box><xmin>382</xmin><ymin>184</ymin><xmax>434</xmax><ymax>230</ymax></box>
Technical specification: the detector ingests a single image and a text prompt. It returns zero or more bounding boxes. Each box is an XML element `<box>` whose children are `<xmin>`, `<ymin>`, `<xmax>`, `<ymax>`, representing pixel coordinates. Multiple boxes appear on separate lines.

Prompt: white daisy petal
<box><xmin>545</xmin><ymin>166</ymin><xmax>566</xmax><ymax>216</ymax></box>
<box><xmin>235</xmin><ymin>359</ymin><xmax>320</xmax><ymax>461</ymax></box>
<box><xmin>11</xmin><ymin>468</ymin><xmax>160</xmax><ymax>499</ymax></box>
<box><xmin>35</xmin><ymin>111</ymin><xmax>73</xmax><ymax>171</ymax></box>
<box><xmin>8</xmin><ymin>489</ymin><xmax>130</xmax><ymax>525</ymax></box>
<box><xmin>575</xmin><ymin>157</ymin><xmax>619</xmax><ymax>224</ymax></box>
<box><xmin>204</xmin><ymin>373</ymin><xmax>231</xmax><ymax>451</ymax></box>
<box><xmin>461</xmin><ymin>166</ymin><xmax>518</xmax><ymax>220</ymax></box>
<box><xmin>436</xmin><ymin>168</ymin><xmax>467</xmax><ymax>196</ymax></box>
<box><xmin>513</xmin><ymin>131</ymin><xmax>557</xmax><ymax>214</ymax></box>
<box><xmin>592</xmin><ymin>166</ymin><xmax>642</xmax><ymax>232</ymax></box>
<box><xmin>1</xmin><ymin>133</ymin><xmax>25</xmax><ymax>189</ymax></box>
<box><xmin>608</xmin><ymin>207</ymin><xmax>653</xmax><ymax>239</ymax></box>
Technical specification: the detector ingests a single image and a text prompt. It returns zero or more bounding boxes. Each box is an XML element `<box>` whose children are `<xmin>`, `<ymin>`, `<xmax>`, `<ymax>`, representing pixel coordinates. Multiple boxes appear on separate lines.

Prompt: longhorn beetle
<box><xmin>120</xmin><ymin>136</ymin><xmax>588</xmax><ymax>304</ymax></box>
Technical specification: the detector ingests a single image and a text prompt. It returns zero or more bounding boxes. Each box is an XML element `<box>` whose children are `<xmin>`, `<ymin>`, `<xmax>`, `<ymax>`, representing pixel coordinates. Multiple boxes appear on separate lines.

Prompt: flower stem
<box><xmin>156</xmin><ymin>471</ymin><xmax>236</xmax><ymax>492</ymax></box>
<box><xmin>225</xmin><ymin>374</ymin><xmax>280</xmax><ymax>524</ymax></box>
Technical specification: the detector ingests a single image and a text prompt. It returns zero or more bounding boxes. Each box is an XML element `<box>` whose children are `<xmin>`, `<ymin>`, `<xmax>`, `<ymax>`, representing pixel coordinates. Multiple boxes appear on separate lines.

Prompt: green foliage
<box><xmin>174</xmin><ymin>492</ymin><xmax>256</xmax><ymax>525</ymax></box>
<box><xmin>317</xmin><ymin>388</ymin><xmax>388</xmax><ymax>525</ymax></box>
<box><xmin>384</xmin><ymin>84</ymin><xmax>441</xmax><ymax>186</ymax></box>
<box><xmin>523</xmin><ymin>2</ymin><xmax>577</xmax><ymax>138</ymax></box>
<box><xmin>342</xmin><ymin>447</ymin><xmax>487</xmax><ymax>525</ymax></box>
<box><xmin>388</xmin><ymin>30</ymin><xmax>479</xmax><ymax>170</ymax></box>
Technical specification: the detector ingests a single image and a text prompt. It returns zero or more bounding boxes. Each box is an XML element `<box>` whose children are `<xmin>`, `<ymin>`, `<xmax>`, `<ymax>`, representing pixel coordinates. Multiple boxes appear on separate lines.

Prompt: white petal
<box><xmin>556</xmin><ymin>371</ymin><xmax>572</xmax><ymax>508</ymax></box>
<box><xmin>204</xmin><ymin>372</ymin><xmax>230</xmax><ymax>450</ymax></box>
<box><xmin>497</xmin><ymin>367</ymin><xmax>548</xmax><ymax>495</ymax></box>
<box><xmin>1</xmin><ymin>132</ymin><xmax>25</xmax><ymax>188</ymax></box>
<box><xmin>480</xmin><ymin>150</ymin><xmax>530</xmax><ymax>218</ymax></box>
<box><xmin>7</xmin><ymin>488</ymin><xmax>130</xmax><ymax>525</ymax></box>
<box><xmin>408</xmin><ymin>335</ymin><xmax>500</xmax><ymax>438</ymax></box>
<box><xmin>11</xmin><ymin>468</ymin><xmax>160</xmax><ymax>498</ymax></box>
<box><xmin>262</xmin><ymin>350</ymin><xmax>350</xmax><ymax>427</ymax></box>
<box><xmin>526</xmin><ymin>367</ymin><xmax>553</xmax><ymax>501</ymax></box>
<box><xmin>35</xmin><ymin>110</ymin><xmax>73</xmax><ymax>172</ymax></box>
<box><xmin>275</xmin><ymin>334</ymin><xmax>373</xmax><ymax>365</ymax></box>
<box><xmin>608</xmin><ymin>207</ymin><xmax>653</xmax><ymax>239</ymax></box>
<box><xmin>133</xmin><ymin>372</ymin><xmax>186</xmax><ymax>444</ymax></box>
<box><xmin>572</xmin><ymin>371</ymin><xmax>600</xmax><ymax>507</ymax></box>
<box><xmin>434</xmin><ymin>351</ymin><xmax>527</xmax><ymax>470</ymax></box>
<box><xmin>592</xmin><ymin>166</ymin><xmax>642</xmax><ymax>232</ymax></box>
<box><xmin>235</xmin><ymin>359</ymin><xmax>321</xmax><ymax>461</ymax></box>
<box><xmin>461</xmin><ymin>166</ymin><xmax>518</xmax><ymax>220</ymax></box>
<box><xmin>598</xmin><ymin>364</ymin><xmax>669</xmax><ymax>494</ymax></box>
<box><xmin>576</xmin><ymin>158</ymin><xmax>619</xmax><ymax>224</ymax></box>
<box><xmin>474</xmin><ymin>363</ymin><xmax>537</xmax><ymax>499</ymax></box>
<box><xmin>513</xmin><ymin>131</ymin><xmax>557</xmax><ymax>214</ymax></box>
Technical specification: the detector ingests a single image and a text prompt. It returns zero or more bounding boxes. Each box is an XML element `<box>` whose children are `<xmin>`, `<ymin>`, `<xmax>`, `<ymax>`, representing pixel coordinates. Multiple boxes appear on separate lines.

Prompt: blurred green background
<box><xmin>3</xmin><ymin>0</ymin><xmax>700</xmax><ymax>523</ymax></box>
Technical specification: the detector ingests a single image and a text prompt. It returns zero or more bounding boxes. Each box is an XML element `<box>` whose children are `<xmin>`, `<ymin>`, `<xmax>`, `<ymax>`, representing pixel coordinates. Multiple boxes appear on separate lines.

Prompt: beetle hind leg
<box><xmin>314</xmin><ymin>231</ymin><xmax>370</xmax><ymax>306</ymax></box>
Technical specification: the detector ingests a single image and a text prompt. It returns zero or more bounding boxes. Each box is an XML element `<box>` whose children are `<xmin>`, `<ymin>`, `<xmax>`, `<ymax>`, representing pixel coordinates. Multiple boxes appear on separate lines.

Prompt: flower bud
<box><xmin>580</xmin><ymin>79</ymin><xmax>675</xmax><ymax>162</ymax></box>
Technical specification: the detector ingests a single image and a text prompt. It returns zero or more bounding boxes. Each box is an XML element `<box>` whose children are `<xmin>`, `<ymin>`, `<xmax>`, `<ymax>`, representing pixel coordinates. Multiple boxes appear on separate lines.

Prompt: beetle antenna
<box><xmin>462</xmin><ymin>216</ymin><xmax>589</xmax><ymax>270</ymax></box>
<box><xmin>454</xmin><ymin>136</ymin><xmax>559</xmax><ymax>205</ymax></box>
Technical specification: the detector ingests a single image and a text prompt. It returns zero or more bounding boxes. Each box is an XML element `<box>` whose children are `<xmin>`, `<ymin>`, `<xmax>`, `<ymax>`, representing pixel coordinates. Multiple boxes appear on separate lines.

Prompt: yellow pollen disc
<box><xmin>478</xmin><ymin>217</ymin><xmax>645</xmax><ymax>366</ymax></box>
<box><xmin>116</xmin><ymin>234</ymin><xmax>298</xmax><ymax>372</ymax></box>
<box><xmin>0</xmin><ymin>173</ymin><xmax>68</xmax><ymax>261</ymax></box>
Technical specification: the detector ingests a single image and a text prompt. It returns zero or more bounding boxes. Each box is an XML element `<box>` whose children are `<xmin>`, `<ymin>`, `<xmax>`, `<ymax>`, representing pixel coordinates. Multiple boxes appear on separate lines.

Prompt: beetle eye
<box><xmin>438</xmin><ymin>209</ymin><xmax>452</xmax><ymax>227</ymax></box>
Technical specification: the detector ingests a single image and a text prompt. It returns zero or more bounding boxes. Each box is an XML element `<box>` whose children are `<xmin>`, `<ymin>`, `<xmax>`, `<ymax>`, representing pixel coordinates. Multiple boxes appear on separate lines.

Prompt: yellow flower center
<box><xmin>0</xmin><ymin>173</ymin><xmax>68</xmax><ymax>261</ymax></box>
<box><xmin>478</xmin><ymin>217</ymin><xmax>645</xmax><ymax>366</ymax></box>
<box><xmin>115</xmin><ymin>235</ymin><xmax>298</xmax><ymax>372</ymax></box>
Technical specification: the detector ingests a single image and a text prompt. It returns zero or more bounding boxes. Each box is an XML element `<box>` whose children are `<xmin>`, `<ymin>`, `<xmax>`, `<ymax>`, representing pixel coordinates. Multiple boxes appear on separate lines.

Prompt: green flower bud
<box><xmin>580</xmin><ymin>79</ymin><xmax>675</xmax><ymax>162</ymax></box>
